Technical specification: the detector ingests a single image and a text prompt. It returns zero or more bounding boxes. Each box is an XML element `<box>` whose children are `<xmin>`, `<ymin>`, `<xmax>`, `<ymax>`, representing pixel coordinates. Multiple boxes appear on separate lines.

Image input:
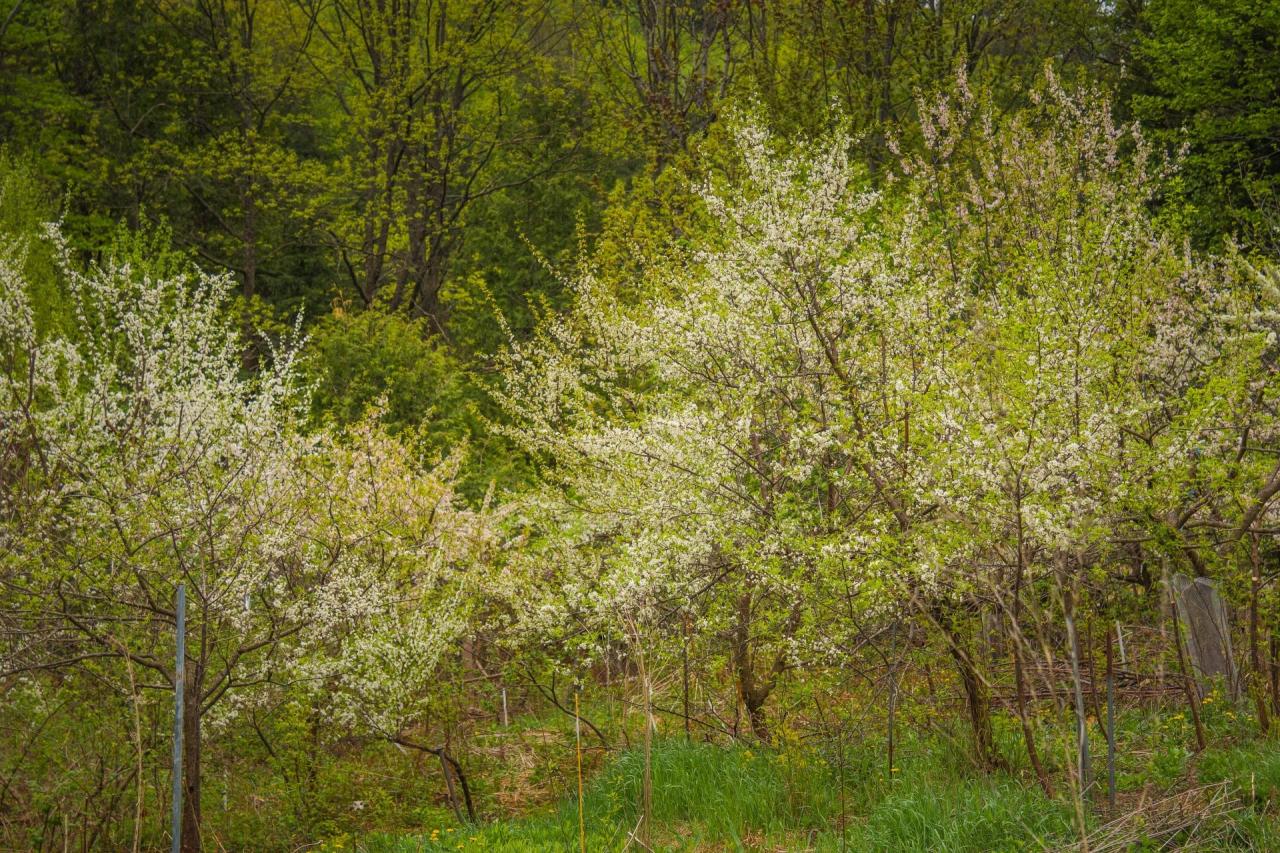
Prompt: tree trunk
<box><xmin>941</xmin><ymin>613</ymin><xmax>1000</xmax><ymax>771</ymax></box>
<box><xmin>743</xmin><ymin>697</ymin><xmax>771</xmax><ymax>744</ymax></box>
<box><xmin>410</xmin><ymin>240</ymin><xmax>447</xmax><ymax>330</ymax></box>
<box><xmin>1060</xmin><ymin>564</ymin><xmax>1092</xmax><ymax>797</ymax></box>
<box><xmin>628</xmin><ymin>620</ymin><xmax>653</xmax><ymax>849</ymax></box>
<box><xmin>733</xmin><ymin>591</ymin><xmax>775</xmax><ymax>744</ymax></box>
<box><xmin>1013</xmin><ymin>638</ymin><xmax>1052</xmax><ymax>796</ymax></box>
<box><xmin>682</xmin><ymin>612</ymin><xmax>691</xmax><ymax>743</ymax></box>
<box><xmin>1248</xmin><ymin>535</ymin><xmax>1270</xmax><ymax>733</ymax></box>
<box><xmin>1270</xmin><ymin>633</ymin><xmax>1279</xmax><ymax>717</ymax></box>
<box><xmin>1011</xmin><ymin>510</ymin><xmax>1051</xmax><ymax>796</ymax></box>
<box><xmin>1105</xmin><ymin>627</ymin><xmax>1117</xmax><ymax>809</ymax></box>
<box><xmin>887</xmin><ymin>657</ymin><xmax>898</xmax><ymax>777</ymax></box>
<box><xmin>181</xmin><ymin>668</ymin><xmax>202</xmax><ymax>852</ymax></box>
<box><xmin>239</xmin><ymin>164</ymin><xmax>259</xmax><ymax>372</ymax></box>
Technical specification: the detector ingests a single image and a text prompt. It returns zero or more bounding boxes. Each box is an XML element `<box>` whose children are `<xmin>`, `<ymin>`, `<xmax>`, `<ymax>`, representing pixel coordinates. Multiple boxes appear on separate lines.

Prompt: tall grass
<box><xmin>350</xmin><ymin>733</ymin><xmax>1090</xmax><ymax>852</ymax></box>
<box><xmin>840</xmin><ymin>777</ymin><xmax>1075</xmax><ymax>852</ymax></box>
<box><xmin>343</xmin><ymin>703</ymin><xmax>1280</xmax><ymax>853</ymax></box>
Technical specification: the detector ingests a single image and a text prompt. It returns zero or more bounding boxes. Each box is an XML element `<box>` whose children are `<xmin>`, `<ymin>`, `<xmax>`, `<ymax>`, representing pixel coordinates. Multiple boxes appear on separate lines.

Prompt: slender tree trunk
<box><xmin>887</xmin><ymin>654</ymin><xmax>899</xmax><ymax>777</ymax></box>
<box><xmin>682</xmin><ymin>612</ymin><xmax>691</xmax><ymax>743</ymax></box>
<box><xmin>238</xmin><ymin>175</ymin><xmax>259</xmax><ymax>371</ymax></box>
<box><xmin>629</xmin><ymin>621</ymin><xmax>653</xmax><ymax>849</ymax></box>
<box><xmin>240</xmin><ymin>179</ymin><xmax>257</xmax><ymax>305</ymax></box>
<box><xmin>1011</xmin><ymin>487</ymin><xmax>1049</xmax><ymax>794</ymax></box>
<box><xmin>410</xmin><ymin>240</ymin><xmax>448</xmax><ymax>329</ymax></box>
<box><xmin>733</xmin><ymin>590</ymin><xmax>774</xmax><ymax>744</ymax></box>
<box><xmin>1169</xmin><ymin>592</ymin><xmax>1208</xmax><ymax>752</ymax></box>
<box><xmin>363</xmin><ymin>131</ymin><xmax>400</xmax><ymax>306</ymax></box>
<box><xmin>1013</xmin><ymin>639</ymin><xmax>1051</xmax><ymax>796</ymax></box>
<box><xmin>1085</xmin><ymin>618</ymin><xmax>1103</xmax><ymax>725</ymax></box>
<box><xmin>1248</xmin><ymin>535</ymin><xmax>1270</xmax><ymax>733</ymax></box>
<box><xmin>1105</xmin><ymin>626</ymin><xmax>1117</xmax><ymax>810</ymax></box>
<box><xmin>180</xmin><ymin>669</ymin><xmax>202</xmax><ymax>853</ymax></box>
<box><xmin>442</xmin><ymin>750</ymin><xmax>475</xmax><ymax>824</ymax></box>
<box><xmin>1270</xmin><ymin>633</ymin><xmax>1279</xmax><ymax>717</ymax></box>
<box><xmin>941</xmin><ymin>613</ymin><xmax>1000</xmax><ymax>771</ymax></box>
<box><xmin>1059</xmin><ymin>559</ymin><xmax>1091</xmax><ymax>797</ymax></box>
<box><xmin>439</xmin><ymin>752</ymin><xmax>462</xmax><ymax>824</ymax></box>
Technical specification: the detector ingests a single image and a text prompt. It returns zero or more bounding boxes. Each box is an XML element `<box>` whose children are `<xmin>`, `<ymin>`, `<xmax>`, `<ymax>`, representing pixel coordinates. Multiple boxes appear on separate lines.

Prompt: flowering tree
<box><xmin>896</xmin><ymin>69</ymin><xmax>1280</xmax><ymax>777</ymax></box>
<box><xmin>902</xmin><ymin>71</ymin><xmax>1186</xmax><ymax>783</ymax></box>
<box><xmin>1118</xmin><ymin>252</ymin><xmax>1280</xmax><ymax>728</ymax></box>
<box><xmin>496</xmin><ymin>69</ymin><xmax>1280</xmax><ymax>775</ymax></box>
<box><xmin>0</xmin><ymin>232</ymin><xmax>490</xmax><ymax>849</ymax></box>
<box><xmin>495</xmin><ymin>111</ymin><xmax>958</xmax><ymax>742</ymax></box>
<box><xmin>288</xmin><ymin>422</ymin><xmax>499</xmax><ymax>822</ymax></box>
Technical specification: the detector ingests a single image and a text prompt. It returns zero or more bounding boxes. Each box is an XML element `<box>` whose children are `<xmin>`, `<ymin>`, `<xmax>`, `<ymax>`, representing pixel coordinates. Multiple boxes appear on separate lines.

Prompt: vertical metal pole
<box><xmin>171</xmin><ymin>583</ymin><xmax>186</xmax><ymax>853</ymax></box>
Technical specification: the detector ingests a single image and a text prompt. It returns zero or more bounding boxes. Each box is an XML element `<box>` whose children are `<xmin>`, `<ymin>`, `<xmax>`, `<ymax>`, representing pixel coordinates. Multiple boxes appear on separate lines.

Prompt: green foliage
<box><xmin>339</xmin><ymin>733</ymin><xmax>1081</xmax><ymax>852</ymax></box>
<box><xmin>306</xmin><ymin>307</ymin><xmax>464</xmax><ymax>437</ymax></box>
<box><xmin>0</xmin><ymin>155</ymin><xmax>65</xmax><ymax>335</ymax></box>
<box><xmin>1133</xmin><ymin>0</ymin><xmax>1280</xmax><ymax>246</ymax></box>
<box><xmin>303</xmin><ymin>305</ymin><xmax>530</xmax><ymax>494</ymax></box>
<box><xmin>597</xmin><ymin>740</ymin><xmax>828</xmax><ymax>839</ymax></box>
<box><xmin>1198</xmin><ymin>741</ymin><xmax>1280</xmax><ymax>807</ymax></box>
<box><xmin>350</xmin><ymin>740</ymin><xmax>831</xmax><ymax>852</ymax></box>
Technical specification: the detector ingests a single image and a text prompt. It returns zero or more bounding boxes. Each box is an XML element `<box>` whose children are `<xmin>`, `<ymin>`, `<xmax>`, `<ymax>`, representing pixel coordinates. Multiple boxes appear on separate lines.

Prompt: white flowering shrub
<box><xmin>495</xmin><ymin>108</ymin><xmax>961</xmax><ymax>741</ymax></box>
<box><xmin>497</xmin><ymin>71</ymin><xmax>1280</xmax><ymax>754</ymax></box>
<box><xmin>0</xmin><ymin>229</ymin><xmax>493</xmax><ymax>843</ymax></box>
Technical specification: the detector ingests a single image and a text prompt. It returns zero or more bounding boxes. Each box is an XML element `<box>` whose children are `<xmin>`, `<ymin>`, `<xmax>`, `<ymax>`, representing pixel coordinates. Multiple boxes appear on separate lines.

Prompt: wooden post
<box><xmin>1086</xmin><ymin>617</ymin><xmax>1103</xmax><ymax>726</ymax></box>
<box><xmin>171</xmin><ymin>583</ymin><xmax>186</xmax><ymax>853</ymax></box>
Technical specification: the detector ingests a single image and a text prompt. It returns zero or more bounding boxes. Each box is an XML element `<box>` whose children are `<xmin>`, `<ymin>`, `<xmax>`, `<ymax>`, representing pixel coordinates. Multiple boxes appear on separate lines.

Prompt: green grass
<box><xmin>841</xmin><ymin>776</ymin><xmax>1075</xmax><ymax>852</ymax></box>
<box><xmin>328</xmin><ymin>707</ymin><xmax>1280</xmax><ymax>853</ymax></box>
<box><xmin>352</xmin><ymin>741</ymin><xmax>823</xmax><ymax>851</ymax></box>
<box><xmin>1197</xmin><ymin>741</ymin><xmax>1280</xmax><ymax>801</ymax></box>
<box><xmin>340</xmin><ymin>734</ymin><xmax>1085</xmax><ymax>852</ymax></box>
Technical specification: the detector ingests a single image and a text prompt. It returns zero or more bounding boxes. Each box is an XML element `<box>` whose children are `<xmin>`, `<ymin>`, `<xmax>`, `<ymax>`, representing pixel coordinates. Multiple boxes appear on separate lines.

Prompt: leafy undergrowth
<box><xmin>336</xmin><ymin>739</ymin><xmax>1082</xmax><ymax>851</ymax></box>
<box><xmin>316</xmin><ymin>705</ymin><xmax>1280</xmax><ymax>852</ymax></box>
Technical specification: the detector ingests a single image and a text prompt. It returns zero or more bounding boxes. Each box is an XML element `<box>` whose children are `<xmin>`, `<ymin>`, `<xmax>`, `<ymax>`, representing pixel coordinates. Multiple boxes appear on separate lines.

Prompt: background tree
<box><xmin>1132</xmin><ymin>0</ymin><xmax>1280</xmax><ymax>247</ymax></box>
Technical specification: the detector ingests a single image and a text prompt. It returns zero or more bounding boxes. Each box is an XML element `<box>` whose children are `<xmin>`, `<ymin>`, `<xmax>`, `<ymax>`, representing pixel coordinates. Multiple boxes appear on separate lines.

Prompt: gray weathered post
<box><xmin>172</xmin><ymin>583</ymin><xmax>186</xmax><ymax>853</ymax></box>
<box><xmin>1170</xmin><ymin>573</ymin><xmax>1237</xmax><ymax>698</ymax></box>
